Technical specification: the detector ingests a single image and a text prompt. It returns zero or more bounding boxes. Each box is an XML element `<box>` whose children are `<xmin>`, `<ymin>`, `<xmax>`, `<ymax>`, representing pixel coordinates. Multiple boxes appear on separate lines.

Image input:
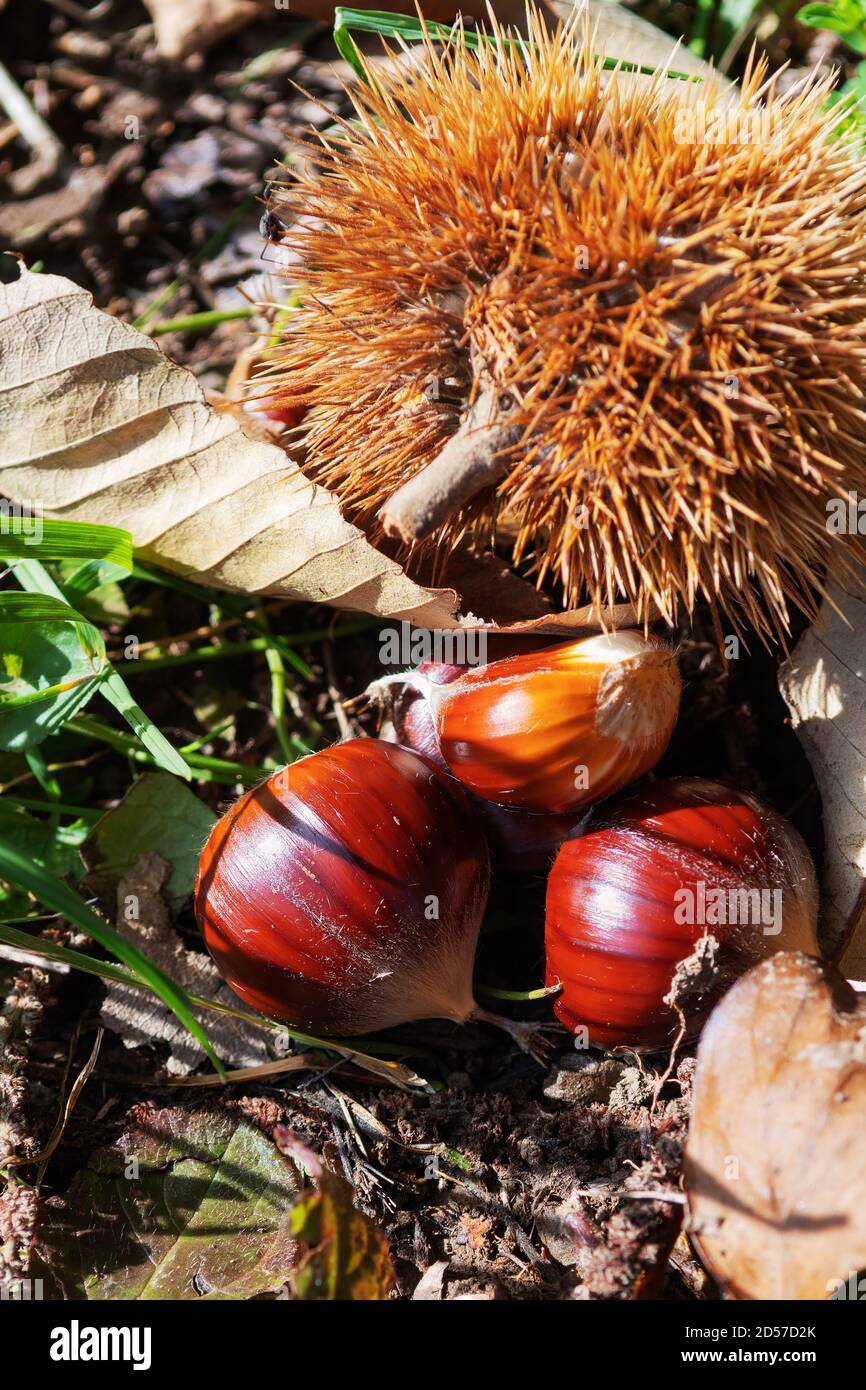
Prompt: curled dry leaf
<box><xmin>412</xmin><ymin>1259</ymin><xmax>450</xmax><ymax>1300</ymax></box>
<box><xmin>684</xmin><ymin>952</ymin><xmax>866</xmax><ymax>1300</ymax></box>
<box><xmin>779</xmin><ymin>582</ymin><xmax>866</xmax><ymax>980</ymax></box>
<box><xmin>0</xmin><ymin>268</ymin><xmax>461</xmax><ymax>628</ymax></box>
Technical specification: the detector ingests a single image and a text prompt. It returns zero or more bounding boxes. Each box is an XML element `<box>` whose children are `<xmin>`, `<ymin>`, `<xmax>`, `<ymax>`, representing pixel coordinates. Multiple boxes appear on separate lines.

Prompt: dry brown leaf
<box><xmin>548</xmin><ymin>0</ymin><xmax>718</xmax><ymax>80</ymax></box>
<box><xmin>779</xmin><ymin>580</ymin><xmax>866</xmax><ymax>980</ymax></box>
<box><xmin>684</xmin><ymin>951</ymin><xmax>866</xmax><ymax>1300</ymax></box>
<box><xmin>101</xmin><ymin>852</ymin><xmax>274</xmax><ymax>1075</ymax></box>
<box><xmin>0</xmin><ymin>150</ymin><xmax>138</xmax><ymax>247</ymax></box>
<box><xmin>0</xmin><ymin>267</ymin><xmax>462</xmax><ymax>627</ymax></box>
<box><xmin>0</xmin><ymin>267</ymin><xmax>650</xmax><ymax>631</ymax></box>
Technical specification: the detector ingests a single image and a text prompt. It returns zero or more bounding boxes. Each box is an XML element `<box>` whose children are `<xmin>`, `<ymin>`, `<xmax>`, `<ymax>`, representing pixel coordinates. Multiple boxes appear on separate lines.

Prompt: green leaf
<box><xmin>0</xmin><ymin>592</ymin><xmax>106</xmax><ymax>748</ymax></box>
<box><xmin>797</xmin><ymin>0</ymin><xmax>866</xmax><ymax>47</ymax></box>
<box><xmin>81</xmin><ymin>771</ymin><xmax>217</xmax><ymax>908</ymax></box>
<box><xmin>0</xmin><ymin>516</ymin><xmax>132</xmax><ymax>574</ymax></box>
<box><xmin>0</xmin><ymin>802</ymin><xmax>83</xmax><ymax>916</ymax></box>
<box><xmin>98</xmin><ymin>669</ymin><xmax>192</xmax><ymax>780</ymax></box>
<box><xmin>24</xmin><ymin>743</ymin><xmax>62</xmax><ymax>797</ymax></box>
<box><xmin>35</xmin><ymin>1112</ymin><xmax>302</xmax><ymax>1299</ymax></box>
<box><xmin>0</xmin><ymin>841</ymin><xmax>224</xmax><ymax>1076</ymax></box>
<box><xmin>0</xmin><ymin>568</ymin><xmax>190</xmax><ymax>773</ymax></box>
<box><xmin>0</xmin><ymin>802</ymin><xmax>84</xmax><ymax>883</ymax></box>
<box><xmin>275</xmin><ymin>1129</ymin><xmax>394</xmax><ymax>1299</ymax></box>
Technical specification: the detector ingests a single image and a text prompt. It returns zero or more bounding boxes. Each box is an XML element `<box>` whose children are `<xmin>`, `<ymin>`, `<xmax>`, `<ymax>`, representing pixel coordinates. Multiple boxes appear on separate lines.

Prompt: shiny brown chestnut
<box><xmin>381</xmin><ymin>657</ymin><xmax>576</xmax><ymax>874</ymax></box>
<box><xmin>545</xmin><ymin>777</ymin><xmax>819</xmax><ymax>1050</ymax></box>
<box><xmin>195</xmin><ymin>739</ymin><xmax>490</xmax><ymax>1035</ymax></box>
<box><xmin>371</xmin><ymin>631</ymin><xmax>681</xmax><ymax>815</ymax></box>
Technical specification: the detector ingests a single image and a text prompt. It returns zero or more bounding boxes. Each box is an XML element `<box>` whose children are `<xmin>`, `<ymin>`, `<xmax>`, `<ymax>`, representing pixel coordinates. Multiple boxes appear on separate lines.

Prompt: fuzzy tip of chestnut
<box><xmin>195</xmin><ymin>739</ymin><xmax>491</xmax><ymax>1036</ymax></box>
<box><xmin>544</xmin><ymin>776</ymin><xmax>819</xmax><ymax>1052</ymax></box>
<box><xmin>369</xmin><ymin>630</ymin><xmax>681</xmax><ymax>817</ymax></box>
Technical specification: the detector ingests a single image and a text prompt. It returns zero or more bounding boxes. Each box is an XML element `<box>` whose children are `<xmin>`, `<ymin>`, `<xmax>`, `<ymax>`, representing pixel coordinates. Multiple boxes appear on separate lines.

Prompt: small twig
<box><xmin>0</xmin><ymin>122</ymin><xmax>21</xmax><ymax>153</ymax></box>
<box><xmin>380</xmin><ymin>375</ymin><xmax>522</xmax><ymax>543</ymax></box>
<box><xmin>156</xmin><ymin>1054</ymin><xmax>327</xmax><ymax>1087</ymax></box>
<box><xmin>323</xmin><ymin>642</ymin><xmax>352</xmax><ymax>741</ymax></box>
<box><xmin>651</xmin><ymin>1007</ymin><xmax>688</xmax><ymax>1113</ymax></box>
<box><xmin>331</xmin><ymin>1120</ymin><xmax>356</xmax><ymax>1185</ymax></box>
<box><xmin>324</xmin><ymin>1079</ymin><xmax>368</xmax><ymax>1158</ymax></box>
<box><xmin>37</xmin><ymin>1028</ymin><xmax>103</xmax><ymax>1185</ymax></box>
<box><xmin>0</xmin><ymin>1028</ymin><xmax>103</xmax><ymax>1181</ymax></box>
<box><xmin>116</xmin><ymin>615</ymin><xmax>244</xmax><ymax>655</ymax></box>
<box><xmin>0</xmin><ymin>942</ymin><xmax>70</xmax><ymax>973</ymax></box>
<box><xmin>618</xmin><ymin>1189</ymin><xmax>688</xmax><ymax>1205</ymax></box>
<box><xmin>0</xmin><ymin>57</ymin><xmax>65</xmax><ymax>169</ymax></box>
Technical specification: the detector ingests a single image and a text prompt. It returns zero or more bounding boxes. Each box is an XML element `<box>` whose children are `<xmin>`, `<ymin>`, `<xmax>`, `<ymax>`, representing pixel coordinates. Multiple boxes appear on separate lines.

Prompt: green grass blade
<box><xmin>65</xmin><ymin>713</ymin><xmax>270</xmax><ymax>787</ymax></box>
<box><xmin>0</xmin><ymin>922</ymin><xmax>158</xmax><ymax>989</ymax></box>
<box><xmin>149</xmin><ymin>308</ymin><xmax>253</xmax><ymax>336</ymax></box>
<box><xmin>333</xmin><ymin>11</ymin><xmax>371</xmax><ymax>78</ymax></box>
<box><xmin>0</xmin><ymin>925</ymin><xmax>429</xmax><ymax>1080</ymax></box>
<box><xmin>0</xmin><ymin>842</ymin><xmax>225</xmax><ymax>1077</ymax></box>
<box><xmin>24</xmin><ymin>744</ymin><xmax>61</xmax><ymax>798</ymax></box>
<box><xmin>689</xmin><ymin>0</ymin><xmax>717</xmax><ymax>57</ymax></box>
<box><xmin>333</xmin><ymin>7</ymin><xmax>696</xmax><ymax>81</ymax></box>
<box><xmin>97</xmin><ymin>669</ymin><xmax>192</xmax><ymax>780</ymax></box>
<box><xmin>6</xmin><ymin>556</ymin><xmax>67</xmax><ymax>600</ymax></box>
<box><xmin>1</xmin><ymin>794</ymin><xmax>102</xmax><ymax>821</ymax></box>
<box><xmin>0</xmin><ymin>592</ymin><xmax>106</xmax><ymax>716</ymax></box>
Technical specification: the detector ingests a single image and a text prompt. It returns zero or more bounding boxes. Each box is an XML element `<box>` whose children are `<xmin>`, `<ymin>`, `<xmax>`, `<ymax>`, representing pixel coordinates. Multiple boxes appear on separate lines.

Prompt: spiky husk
<box><xmin>260</xmin><ymin>9</ymin><xmax>866</xmax><ymax>640</ymax></box>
